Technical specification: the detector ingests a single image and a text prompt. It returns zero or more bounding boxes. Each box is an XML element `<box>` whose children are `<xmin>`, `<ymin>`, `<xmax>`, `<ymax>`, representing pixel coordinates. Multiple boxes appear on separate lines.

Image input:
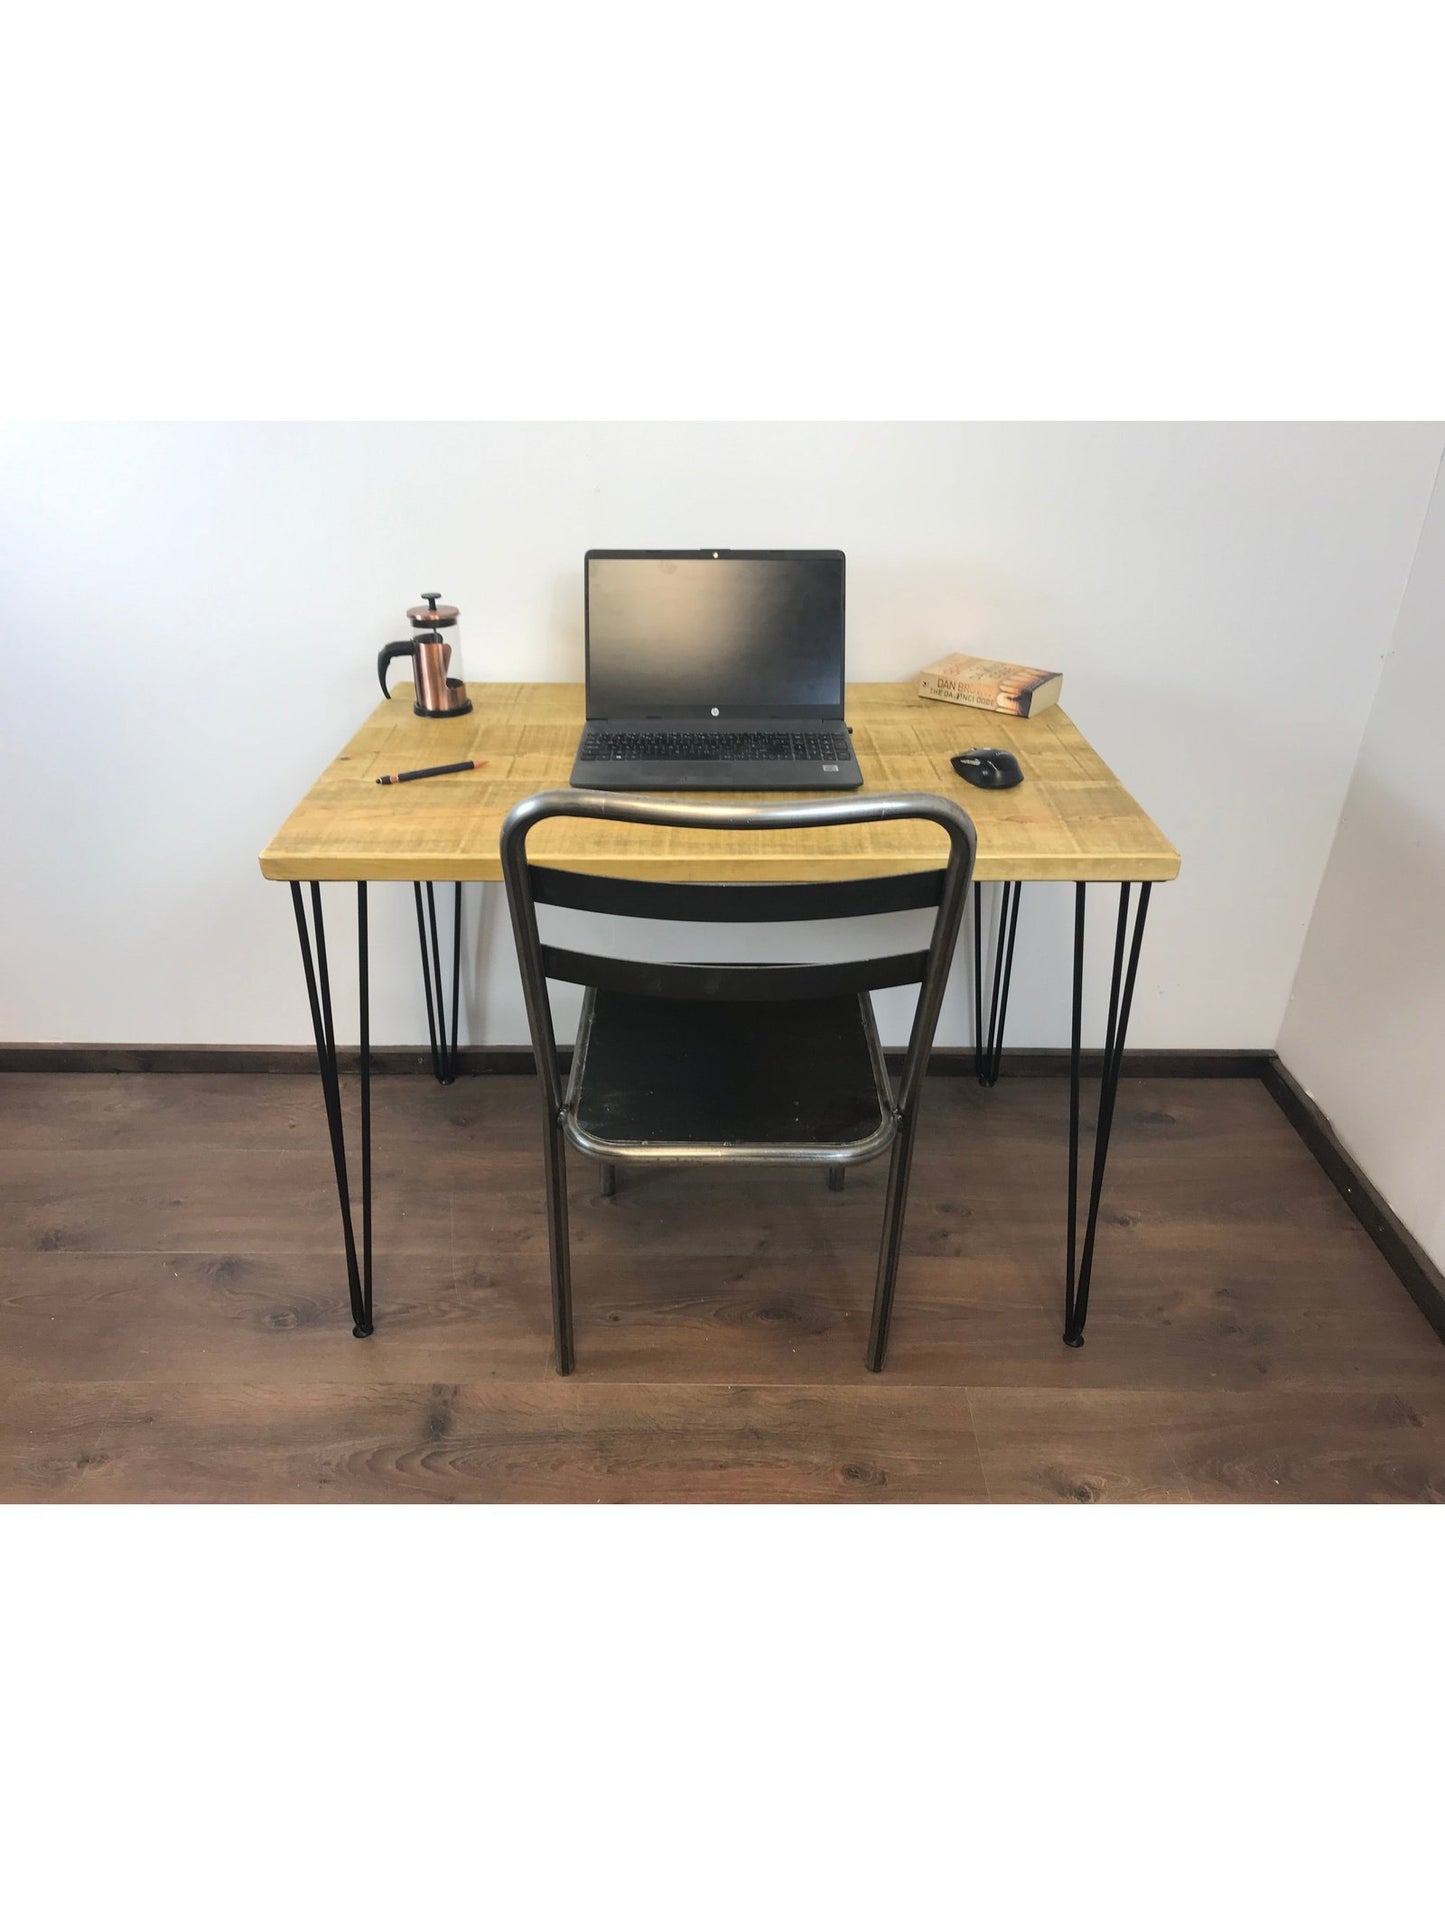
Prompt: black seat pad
<box><xmin>572</xmin><ymin>991</ymin><xmax>889</xmax><ymax>1150</ymax></box>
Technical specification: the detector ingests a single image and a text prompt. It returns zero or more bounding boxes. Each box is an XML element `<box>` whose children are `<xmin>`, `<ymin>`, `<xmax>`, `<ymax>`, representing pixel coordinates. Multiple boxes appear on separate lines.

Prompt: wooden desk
<box><xmin>261</xmin><ymin>681</ymin><xmax>1180</xmax><ymax>885</ymax></box>
<box><xmin>261</xmin><ymin>682</ymin><xmax>1178</xmax><ymax>1347</ymax></box>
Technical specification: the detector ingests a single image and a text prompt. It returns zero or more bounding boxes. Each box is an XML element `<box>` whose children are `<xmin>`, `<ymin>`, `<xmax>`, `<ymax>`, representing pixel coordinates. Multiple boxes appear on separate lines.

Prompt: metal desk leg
<box><xmin>1064</xmin><ymin>880</ymin><xmax>1151</xmax><ymax>1346</ymax></box>
<box><xmin>974</xmin><ymin>881</ymin><xmax>1023</xmax><ymax>1086</ymax></box>
<box><xmin>290</xmin><ymin>880</ymin><xmax>374</xmax><ymax>1337</ymax></box>
<box><xmin>414</xmin><ymin>881</ymin><xmax>463</xmax><ymax>1084</ymax></box>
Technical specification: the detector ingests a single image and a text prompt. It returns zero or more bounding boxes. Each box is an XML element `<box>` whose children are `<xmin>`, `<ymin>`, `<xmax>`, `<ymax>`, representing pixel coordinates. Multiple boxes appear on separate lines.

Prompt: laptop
<box><xmin>569</xmin><ymin>548</ymin><xmax>863</xmax><ymax>790</ymax></box>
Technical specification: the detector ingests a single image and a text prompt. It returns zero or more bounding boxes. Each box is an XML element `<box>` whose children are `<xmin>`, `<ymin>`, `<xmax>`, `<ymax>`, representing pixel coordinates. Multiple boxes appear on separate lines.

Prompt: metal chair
<box><xmin>500</xmin><ymin>790</ymin><xmax>977</xmax><ymax>1374</ymax></box>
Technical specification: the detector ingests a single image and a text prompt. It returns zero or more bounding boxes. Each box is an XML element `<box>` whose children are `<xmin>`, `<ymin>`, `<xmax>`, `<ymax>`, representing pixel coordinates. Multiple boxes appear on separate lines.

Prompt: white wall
<box><xmin>1278</xmin><ymin>452</ymin><xmax>1445</xmax><ymax>1270</ymax></box>
<box><xmin>1</xmin><ymin>422</ymin><xmax>1440</xmax><ymax>1051</ymax></box>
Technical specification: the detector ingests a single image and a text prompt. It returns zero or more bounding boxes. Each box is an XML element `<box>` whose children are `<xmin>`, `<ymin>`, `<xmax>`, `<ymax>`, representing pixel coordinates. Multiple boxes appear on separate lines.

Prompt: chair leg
<box><xmin>866</xmin><ymin>1113</ymin><xmax>919</xmax><ymax>1372</ymax></box>
<box><xmin>598</xmin><ymin>1161</ymin><xmax>616</xmax><ymax>1198</ymax></box>
<box><xmin>827</xmin><ymin>1166</ymin><xmax>846</xmax><ymax>1191</ymax></box>
<box><xmin>541</xmin><ymin>1118</ymin><xmax>575</xmax><ymax>1374</ymax></box>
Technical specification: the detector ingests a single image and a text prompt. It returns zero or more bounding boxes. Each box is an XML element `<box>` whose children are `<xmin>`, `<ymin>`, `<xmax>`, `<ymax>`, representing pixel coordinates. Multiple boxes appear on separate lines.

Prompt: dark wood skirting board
<box><xmin>0</xmin><ymin>1042</ymin><xmax>544</xmax><ymax>1076</ymax></box>
<box><xmin>1263</xmin><ymin>1060</ymin><xmax>1445</xmax><ymax>1346</ymax></box>
<box><xmin>0</xmin><ymin>1042</ymin><xmax>1274</xmax><ymax>1079</ymax></box>
<box><xmin>918</xmin><ymin>1048</ymin><xmax>1271</xmax><ymax>1078</ymax></box>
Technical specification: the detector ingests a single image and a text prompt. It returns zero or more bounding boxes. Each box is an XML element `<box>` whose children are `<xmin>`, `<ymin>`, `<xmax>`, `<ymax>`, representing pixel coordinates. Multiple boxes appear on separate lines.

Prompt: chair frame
<box><xmin>500</xmin><ymin>789</ymin><xmax>977</xmax><ymax>1375</ymax></box>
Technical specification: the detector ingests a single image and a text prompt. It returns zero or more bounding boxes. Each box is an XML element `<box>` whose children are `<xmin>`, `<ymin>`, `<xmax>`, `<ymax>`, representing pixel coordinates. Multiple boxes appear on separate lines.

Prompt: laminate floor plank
<box><xmin>0</xmin><ymin>1249</ymin><xmax>528</xmax><ymax>1387</ymax></box>
<box><xmin>0</xmin><ymin>1070</ymin><xmax>525</xmax><ymax>1154</ymax></box>
<box><xmin>967</xmin><ymin>1388</ymin><xmax>1445</xmax><ymax>1504</ymax></box>
<box><xmin>965</xmin><ymin>1387</ymin><xmax>1196</xmax><ymax>1503</ymax></box>
<box><xmin>0</xmin><ymin>1148</ymin><xmax>463</xmax><ymax>1256</ymax></box>
<box><xmin>4</xmin><ymin>1380</ymin><xmax>988</xmax><ymax>1504</ymax></box>
<box><xmin>8</xmin><ymin>1243</ymin><xmax>1435</xmax><ymax>1394</ymax></box>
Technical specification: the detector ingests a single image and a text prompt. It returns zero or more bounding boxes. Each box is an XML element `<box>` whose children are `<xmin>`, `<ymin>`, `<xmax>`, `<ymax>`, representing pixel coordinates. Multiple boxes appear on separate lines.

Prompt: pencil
<box><xmin>376</xmin><ymin>759</ymin><xmax>486</xmax><ymax>786</ymax></box>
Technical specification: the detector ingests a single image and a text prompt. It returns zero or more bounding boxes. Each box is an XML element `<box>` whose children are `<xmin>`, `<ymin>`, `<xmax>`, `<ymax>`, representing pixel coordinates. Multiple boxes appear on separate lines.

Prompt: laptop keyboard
<box><xmin>579</xmin><ymin>730</ymin><xmax>851</xmax><ymax>763</ymax></box>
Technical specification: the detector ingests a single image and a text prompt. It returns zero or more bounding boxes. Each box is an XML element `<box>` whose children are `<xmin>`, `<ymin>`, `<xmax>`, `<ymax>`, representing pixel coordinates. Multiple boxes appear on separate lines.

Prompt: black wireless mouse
<box><xmin>951</xmin><ymin>747</ymin><xmax>1023</xmax><ymax>790</ymax></box>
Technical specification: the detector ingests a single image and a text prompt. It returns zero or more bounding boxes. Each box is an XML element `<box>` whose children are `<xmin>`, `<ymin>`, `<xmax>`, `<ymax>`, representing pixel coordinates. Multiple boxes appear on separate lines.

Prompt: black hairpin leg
<box><xmin>974</xmin><ymin>881</ymin><xmax>1023</xmax><ymax>1086</ymax></box>
<box><xmin>414</xmin><ymin>881</ymin><xmax>463</xmax><ymax>1084</ymax></box>
<box><xmin>1064</xmin><ymin>880</ymin><xmax>1151</xmax><ymax>1346</ymax></box>
<box><xmin>291</xmin><ymin>880</ymin><xmax>373</xmax><ymax>1337</ymax></box>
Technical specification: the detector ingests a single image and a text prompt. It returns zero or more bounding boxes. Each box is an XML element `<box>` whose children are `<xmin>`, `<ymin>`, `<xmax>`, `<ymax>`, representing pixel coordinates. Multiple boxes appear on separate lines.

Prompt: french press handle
<box><xmin>377</xmin><ymin>640</ymin><xmax>416</xmax><ymax>699</ymax></box>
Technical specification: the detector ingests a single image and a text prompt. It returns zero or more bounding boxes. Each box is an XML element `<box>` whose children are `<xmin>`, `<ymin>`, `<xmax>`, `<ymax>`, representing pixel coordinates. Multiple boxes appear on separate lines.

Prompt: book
<box><xmin>916</xmin><ymin>652</ymin><xmax>1063</xmax><ymax>718</ymax></box>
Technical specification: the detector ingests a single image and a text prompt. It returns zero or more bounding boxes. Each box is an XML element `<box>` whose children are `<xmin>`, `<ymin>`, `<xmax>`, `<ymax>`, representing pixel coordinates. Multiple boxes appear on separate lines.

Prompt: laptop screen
<box><xmin>585</xmin><ymin>550</ymin><xmax>845</xmax><ymax>720</ymax></box>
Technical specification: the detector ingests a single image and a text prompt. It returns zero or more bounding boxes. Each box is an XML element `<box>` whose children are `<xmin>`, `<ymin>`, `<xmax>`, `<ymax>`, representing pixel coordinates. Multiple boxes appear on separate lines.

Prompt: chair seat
<box><xmin>564</xmin><ymin>988</ymin><xmax>896</xmax><ymax>1162</ymax></box>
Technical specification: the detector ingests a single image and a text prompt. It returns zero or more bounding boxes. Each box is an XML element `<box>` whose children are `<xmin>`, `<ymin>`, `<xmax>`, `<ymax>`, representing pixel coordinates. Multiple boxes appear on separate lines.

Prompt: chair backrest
<box><xmin>500</xmin><ymin>790</ymin><xmax>978</xmax><ymax>1122</ymax></box>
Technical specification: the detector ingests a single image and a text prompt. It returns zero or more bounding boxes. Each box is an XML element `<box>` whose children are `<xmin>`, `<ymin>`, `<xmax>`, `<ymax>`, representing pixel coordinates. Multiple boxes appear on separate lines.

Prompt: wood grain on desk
<box><xmin>258</xmin><ymin>682</ymin><xmax>1180</xmax><ymax>885</ymax></box>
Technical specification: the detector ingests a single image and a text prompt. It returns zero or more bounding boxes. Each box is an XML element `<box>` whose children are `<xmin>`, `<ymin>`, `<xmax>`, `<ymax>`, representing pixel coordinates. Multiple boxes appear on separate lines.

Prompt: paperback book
<box><xmin>917</xmin><ymin>652</ymin><xmax>1062</xmax><ymax>717</ymax></box>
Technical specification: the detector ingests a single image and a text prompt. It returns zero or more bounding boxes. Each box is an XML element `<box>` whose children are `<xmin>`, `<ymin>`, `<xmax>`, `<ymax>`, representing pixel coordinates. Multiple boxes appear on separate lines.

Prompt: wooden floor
<box><xmin>2</xmin><ymin>1071</ymin><xmax>1443</xmax><ymax>1503</ymax></box>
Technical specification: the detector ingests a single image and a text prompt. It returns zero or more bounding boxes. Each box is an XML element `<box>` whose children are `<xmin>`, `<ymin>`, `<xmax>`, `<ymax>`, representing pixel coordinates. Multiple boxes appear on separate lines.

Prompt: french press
<box><xmin>377</xmin><ymin>592</ymin><xmax>474</xmax><ymax>718</ymax></box>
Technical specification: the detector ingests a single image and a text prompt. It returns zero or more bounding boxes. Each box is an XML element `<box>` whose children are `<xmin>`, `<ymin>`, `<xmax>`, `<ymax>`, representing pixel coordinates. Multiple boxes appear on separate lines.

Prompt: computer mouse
<box><xmin>951</xmin><ymin>747</ymin><xmax>1023</xmax><ymax>789</ymax></box>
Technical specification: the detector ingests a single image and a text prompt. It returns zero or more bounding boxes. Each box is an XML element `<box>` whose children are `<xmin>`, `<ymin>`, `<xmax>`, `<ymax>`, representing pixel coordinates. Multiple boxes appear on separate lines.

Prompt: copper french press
<box><xmin>377</xmin><ymin>592</ymin><xmax>473</xmax><ymax>718</ymax></box>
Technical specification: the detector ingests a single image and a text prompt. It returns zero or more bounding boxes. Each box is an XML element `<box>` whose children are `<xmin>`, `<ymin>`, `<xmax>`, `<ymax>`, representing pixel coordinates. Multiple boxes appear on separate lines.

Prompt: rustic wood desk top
<box><xmin>259</xmin><ymin>682</ymin><xmax>1180</xmax><ymax>885</ymax></box>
